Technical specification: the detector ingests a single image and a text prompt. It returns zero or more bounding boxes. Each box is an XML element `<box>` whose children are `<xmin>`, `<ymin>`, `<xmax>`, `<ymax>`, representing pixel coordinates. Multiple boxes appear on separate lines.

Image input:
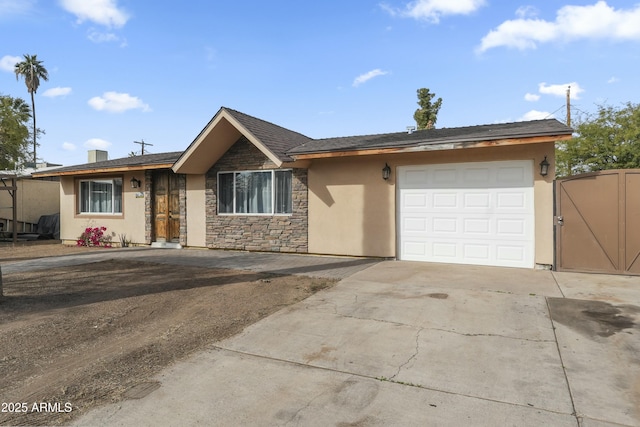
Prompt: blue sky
<box><xmin>1</xmin><ymin>0</ymin><xmax>639</xmax><ymax>166</ymax></box>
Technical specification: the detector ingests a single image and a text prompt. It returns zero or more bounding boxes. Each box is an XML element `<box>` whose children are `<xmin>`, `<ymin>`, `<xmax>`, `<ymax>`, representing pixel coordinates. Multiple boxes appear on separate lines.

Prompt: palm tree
<box><xmin>14</xmin><ymin>54</ymin><xmax>49</xmax><ymax>164</ymax></box>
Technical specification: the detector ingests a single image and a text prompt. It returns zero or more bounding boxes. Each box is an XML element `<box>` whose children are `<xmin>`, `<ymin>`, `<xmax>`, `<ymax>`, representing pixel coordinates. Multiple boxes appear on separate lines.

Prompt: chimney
<box><xmin>88</xmin><ymin>150</ymin><xmax>108</xmax><ymax>163</ymax></box>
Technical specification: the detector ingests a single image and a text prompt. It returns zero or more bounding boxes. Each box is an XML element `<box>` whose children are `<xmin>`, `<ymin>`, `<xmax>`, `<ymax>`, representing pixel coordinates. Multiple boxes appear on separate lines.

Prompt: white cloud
<box><xmin>0</xmin><ymin>55</ymin><xmax>21</xmax><ymax>72</ymax></box>
<box><xmin>59</xmin><ymin>0</ymin><xmax>130</xmax><ymax>28</ymax></box>
<box><xmin>515</xmin><ymin>6</ymin><xmax>539</xmax><ymax>19</ymax></box>
<box><xmin>607</xmin><ymin>76</ymin><xmax>620</xmax><ymax>84</ymax></box>
<box><xmin>382</xmin><ymin>0</ymin><xmax>486</xmax><ymax>23</ymax></box>
<box><xmin>88</xmin><ymin>91</ymin><xmax>151</xmax><ymax>113</ymax></box>
<box><xmin>0</xmin><ymin>0</ymin><xmax>35</xmax><ymax>17</ymax></box>
<box><xmin>84</xmin><ymin>138</ymin><xmax>111</xmax><ymax>150</ymax></box>
<box><xmin>519</xmin><ymin>110</ymin><xmax>553</xmax><ymax>121</ymax></box>
<box><xmin>524</xmin><ymin>93</ymin><xmax>540</xmax><ymax>102</ymax></box>
<box><xmin>62</xmin><ymin>142</ymin><xmax>77</xmax><ymax>151</ymax></box>
<box><xmin>539</xmin><ymin>82</ymin><xmax>584</xmax><ymax>99</ymax></box>
<box><xmin>88</xmin><ymin>30</ymin><xmax>118</xmax><ymax>42</ymax></box>
<box><xmin>43</xmin><ymin>87</ymin><xmax>72</xmax><ymax>98</ymax></box>
<box><xmin>478</xmin><ymin>1</ymin><xmax>640</xmax><ymax>52</ymax></box>
<box><xmin>353</xmin><ymin>69</ymin><xmax>389</xmax><ymax>87</ymax></box>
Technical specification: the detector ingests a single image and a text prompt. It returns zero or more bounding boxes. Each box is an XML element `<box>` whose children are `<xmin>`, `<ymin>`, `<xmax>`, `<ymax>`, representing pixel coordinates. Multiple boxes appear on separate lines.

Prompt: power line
<box><xmin>133</xmin><ymin>139</ymin><xmax>153</xmax><ymax>155</ymax></box>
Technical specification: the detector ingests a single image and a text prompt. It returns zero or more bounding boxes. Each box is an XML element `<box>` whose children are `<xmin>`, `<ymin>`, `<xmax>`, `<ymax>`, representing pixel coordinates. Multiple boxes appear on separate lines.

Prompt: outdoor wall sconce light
<box><xmin>539</xmin><ymin>156</ymin><xmax>550</xmax><ymax>177</ymax></box>
<box><xmin>130</xmin><ymin>177</ymin><xmax>141</xmax><ymax>189</ymax></box>
<box><xmin>382</xmin><ymin>163</ymin><xmax>391</xmax><ymax>180</ymax></box>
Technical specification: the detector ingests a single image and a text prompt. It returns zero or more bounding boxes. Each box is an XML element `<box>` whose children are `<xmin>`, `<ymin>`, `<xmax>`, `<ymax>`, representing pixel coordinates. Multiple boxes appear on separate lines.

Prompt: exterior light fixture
<box><xmin>130</xmin><ymin>177</ymin><xmax>141</xmax><ymax>188</ymax></box>
<box><xmin>539</xmin><ymin>156</ymin><xmax>550</xmax><ymax>177</ymax></box>
<box><xmin>382</xmin><ymin>163</ymin><xmax>391</xmax><ymax>180</ymax></box>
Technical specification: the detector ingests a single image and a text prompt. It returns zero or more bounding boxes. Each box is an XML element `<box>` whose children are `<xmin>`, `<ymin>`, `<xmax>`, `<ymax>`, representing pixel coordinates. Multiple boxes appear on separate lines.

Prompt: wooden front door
<box><xmin>153</xmin><ymin>171</ymin><xmax>180</xmax><ymax>242</ymax></box>
<box><xmin>555</xmin><ymin>169</ymin><xmax>640</xmax><ymax>275</ymax></box>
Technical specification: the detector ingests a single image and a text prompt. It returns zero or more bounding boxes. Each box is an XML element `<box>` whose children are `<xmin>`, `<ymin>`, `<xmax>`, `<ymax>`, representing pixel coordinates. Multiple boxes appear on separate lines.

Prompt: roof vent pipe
<box><xmin>406</xmin><ymin>126</ymin><xmax>416</xmax><ymax>134</ymax></box>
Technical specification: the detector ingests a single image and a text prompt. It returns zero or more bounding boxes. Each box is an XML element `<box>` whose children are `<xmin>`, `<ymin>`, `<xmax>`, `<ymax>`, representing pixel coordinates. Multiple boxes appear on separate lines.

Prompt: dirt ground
<box><xmin>0</xmin><ymin>244</ymin><xmax>336</xmax><ymax>426</ymax></box>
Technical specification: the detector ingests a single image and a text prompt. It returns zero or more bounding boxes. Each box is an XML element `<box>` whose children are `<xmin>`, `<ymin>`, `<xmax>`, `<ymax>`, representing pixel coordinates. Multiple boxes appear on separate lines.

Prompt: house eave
<box><xmin>290</xmin><ymin>134</ymin><xmax>572</xmax><ymax>160</ymax></box>
<box><xmin>172</xmin><ymin>108</ymin><xmax>283</xmax><ymax>175</ymax></box>
<box><xmin>32</xmin><ymin>163</ymin><xmax>175</xmax><ymax>178</ymax></box>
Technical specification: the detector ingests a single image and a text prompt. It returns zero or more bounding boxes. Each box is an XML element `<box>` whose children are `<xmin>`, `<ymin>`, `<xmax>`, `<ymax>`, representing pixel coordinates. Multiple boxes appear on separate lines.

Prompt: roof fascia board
<box><xmin>172</xmin><ymin>110</ymin><xmax>227</xmax><ymax>173</ymax></box>
<box><xmin>291</xmin><ymin>134</ymin><xmax>572</xmax><ymax>160</ymax></box>
<box><xmin>172</xmin><ymin>109</ymin><xmax>283</xmax><ymax>173</ymax></box>
<box><xmin>32</xmin><ymin>163</ymin><xmax>174</xmax><ymax>177</ymax></box>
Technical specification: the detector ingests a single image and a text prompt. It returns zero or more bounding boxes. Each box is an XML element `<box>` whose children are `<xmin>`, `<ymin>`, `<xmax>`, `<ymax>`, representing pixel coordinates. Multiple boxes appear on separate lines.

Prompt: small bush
<box><xmin>77</xmin><ymin>226</ymin><xmax>112</xmax><ymax>248</ymax></box>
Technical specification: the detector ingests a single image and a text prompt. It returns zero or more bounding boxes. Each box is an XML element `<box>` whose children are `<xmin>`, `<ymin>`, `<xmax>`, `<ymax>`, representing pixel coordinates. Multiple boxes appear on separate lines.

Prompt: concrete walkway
<box><xmin>14</xmin><ymin>249</ymin><xmax>637</xmax><ymax>426</ymax></box>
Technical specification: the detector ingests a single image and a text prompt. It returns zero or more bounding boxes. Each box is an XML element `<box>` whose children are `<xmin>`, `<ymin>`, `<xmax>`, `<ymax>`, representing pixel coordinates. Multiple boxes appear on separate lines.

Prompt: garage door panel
<box><xmin>497</xmin><ymin>245</ymin><xmax>527</xmax><ymax>262</ymax></box>
<box><xmin>464</xmin><ymin>168</ymin><xmax>490</xmax><ymax>184</ymax></box>
<box><xmin>497</xmin><ymin>166</ymin><xmax>527</xmax><ymax>184</ymax></box>
<box><xmin>403</xmin><ymin>192</ymin><xmax>429</xmax><ymax>208</ymax></box>
<box><xmin>433</xmin><ymin>168</ymin><xmax>457</xmax><ymax>185</ymax></box>
<box><xmin>402</xmin><ymin>216</ymin><xmax>428</xmax><ymax>233</ymax></box>
<box><xmin>464</xmin><ymin>193</ymin><xmax>491</xmax><ymax>208</ymax></box>
<box><xmin>403</xmin><ymin>214</ymin><xmax>533</xmax><ymax>240</ymax></box>
<box><xmin>463</xmin><ymin>244</ymin><xmax>491</xmax><ymax>260</ymax></box>
<box><xmin>398</xmin><ymin>161</ymin><xmax>534</xmax><ymax>268</ymax></box>
<box><xmin>463</xmin><ymin>218</ymin><xmax>491</xmax><ymax>234</ymax></box>
<box><xmin>496</xmin><ymin>218</ymin><xmax>527</xmax><ymax>236</ymax></box>
<box><xmin>433</xmin><ymin>242</ymin><xmax>457</xmax><ymax>258</ymax></box>
<box><xmin>433</xmin><ymin>193</ymin><xmax>458</xmax><ymax>208</ymax></box>
<box><xmin>432</xmin><ymin>217</ymin><xmax>457</xmax><ymax>233</ymax></box>
<box><xmin>497</xmin><ymin>192</ymin><xmax>527</xmax><ymax>209</ymax></box>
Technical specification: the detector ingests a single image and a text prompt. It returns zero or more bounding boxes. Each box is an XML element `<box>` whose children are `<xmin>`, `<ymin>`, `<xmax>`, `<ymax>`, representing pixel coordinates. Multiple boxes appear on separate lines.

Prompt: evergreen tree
<box><xmin>413</xmin><ymin>88</ymin><xmax>443</xmax><ymax>130</ymax></box>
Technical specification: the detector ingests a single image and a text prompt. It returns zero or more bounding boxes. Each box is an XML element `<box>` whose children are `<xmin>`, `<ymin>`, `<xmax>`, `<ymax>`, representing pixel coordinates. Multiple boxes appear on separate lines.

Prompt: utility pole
<box><xmin>133</xmin><ymin>139</ymin><xmax>153</xmax><ymax>155</ymax></box>
<box><xmin>566</xmin><ymin>86</ymin><xmax>571</xmax><ymax>128</ymax></box>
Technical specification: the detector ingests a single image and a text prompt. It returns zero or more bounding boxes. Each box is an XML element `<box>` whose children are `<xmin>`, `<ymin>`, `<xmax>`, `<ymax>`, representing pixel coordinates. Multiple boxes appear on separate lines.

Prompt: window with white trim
<box><xmin>78</xmin><ymin>178</ymin><xmax>123</xmax><ymax>214</ymax></box>
<box><xmin>218</xmin><ymin>170</ymin><xmax>292</xmax><ymax>215</ymax></box>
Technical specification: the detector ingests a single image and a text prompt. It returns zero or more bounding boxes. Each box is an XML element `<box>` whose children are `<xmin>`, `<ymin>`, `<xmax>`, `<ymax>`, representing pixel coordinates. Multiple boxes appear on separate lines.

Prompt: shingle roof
<box><xmin>33</xmin><ymin>151</ymin><xmax>183</xmax><ymax>176</ymax></box>
<box><xmin>33</xmin><ymin>110</ymin><xmax>573</xmax><ymax>178</ymax></box>
<box><xmin>223</xmin><ymin>107</ymin><xmax>313</xmax><ymax>162</ymax></box>
<box><xmin>288</xmin><ymin>119</ymin><xmax>572</xmax><ymax>155</ymax></box>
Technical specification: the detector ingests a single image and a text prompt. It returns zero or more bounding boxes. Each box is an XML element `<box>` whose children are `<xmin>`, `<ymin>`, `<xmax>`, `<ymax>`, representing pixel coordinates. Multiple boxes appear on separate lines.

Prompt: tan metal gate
<box><xmin>555</xmin><ymin>169</ymin><xmax>640</xmax><ymax>275</ymax></box>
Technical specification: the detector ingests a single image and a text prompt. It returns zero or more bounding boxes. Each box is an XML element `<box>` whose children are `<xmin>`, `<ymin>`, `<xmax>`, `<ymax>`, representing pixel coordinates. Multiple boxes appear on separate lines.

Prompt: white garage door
<box><xmin>398</xmin><ymin>160</ymin><xmax>534</xmax><ymax>268</ymax></box>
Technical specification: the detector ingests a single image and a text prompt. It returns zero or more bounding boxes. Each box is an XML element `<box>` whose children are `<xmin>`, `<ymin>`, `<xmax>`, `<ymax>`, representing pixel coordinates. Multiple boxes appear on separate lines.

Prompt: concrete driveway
<box><xmin>75</xmin><ymin>258</ymin><xmax>640</xmax><ymax>426</ymax></box>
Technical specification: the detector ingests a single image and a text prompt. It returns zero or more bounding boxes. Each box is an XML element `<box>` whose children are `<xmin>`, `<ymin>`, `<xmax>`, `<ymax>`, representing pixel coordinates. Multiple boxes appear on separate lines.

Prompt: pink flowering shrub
<box><xmin>77</xmin><ymin>226</ymin><xmax>112</xmax><ymax>247</ymax></box>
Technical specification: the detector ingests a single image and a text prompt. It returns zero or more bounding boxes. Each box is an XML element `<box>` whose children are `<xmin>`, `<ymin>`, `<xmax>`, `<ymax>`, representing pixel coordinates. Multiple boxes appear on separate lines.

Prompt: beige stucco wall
<box><xmin>59</xmin><ymin>172</ymin><xmax>148</xmax><ymax>246</ymax></box>
<box><xmin>0</xmin><ymin>179</ymin><xmax>59</xmax><ymax>227</ymax></box>
<box><xmin>186</xmin><ymin>174</ymin><xmax>206</xmax><ymax>247</ymax></box>
<box><xmin>308</xmin><ymin>142</ymin><xmax>556</xmax><ymax>266</ymax></box>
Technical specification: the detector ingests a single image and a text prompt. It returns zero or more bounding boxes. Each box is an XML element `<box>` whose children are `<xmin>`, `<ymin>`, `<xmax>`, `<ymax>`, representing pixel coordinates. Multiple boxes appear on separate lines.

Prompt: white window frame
<box><xmin>78</xmin><ymin>177</ymin><xmax>123</xmax><ymax>215</ymax></box>
<box><xmin>217</xmin><ymin>169</ymin><xmax>293</xmax><ymax>216</ymax></box>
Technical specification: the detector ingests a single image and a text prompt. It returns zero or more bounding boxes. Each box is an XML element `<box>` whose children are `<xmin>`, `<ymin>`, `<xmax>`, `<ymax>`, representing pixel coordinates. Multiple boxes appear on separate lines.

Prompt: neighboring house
<box><xmin>34</xmin><ymin>107</ymin><xmax>573</xmax><ymax>269</ymax></box>
<box><xmin>1</xmin><ymin>164</ymin><xmax>61</xmax><ymax>235</ymax></box>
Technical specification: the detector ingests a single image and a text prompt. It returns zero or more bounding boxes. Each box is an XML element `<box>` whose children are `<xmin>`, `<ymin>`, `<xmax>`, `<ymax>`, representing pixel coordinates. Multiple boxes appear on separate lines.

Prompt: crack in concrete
<box><xmin>214</xmin><ymin>346</ymin><xmax>576</xmax><ymax>420</ymax></box>
<box><xmin>391</xmin><ymin>327</ymin><xmax>423</xmax><ymax>381</ymax></box>
<box><xmin>283</xmin><ymin>380</ymin><xmax>340</xmax><ymax>426</ymax></box>
<box><xmin>430</xmin><ymin>327</ymin><xmax>556</xmax><ymax>343</ymax></box>
<box><xmin>332</xmin><ymin>310</ymin><xmax>554</xmax><ymax>344</ymax></box>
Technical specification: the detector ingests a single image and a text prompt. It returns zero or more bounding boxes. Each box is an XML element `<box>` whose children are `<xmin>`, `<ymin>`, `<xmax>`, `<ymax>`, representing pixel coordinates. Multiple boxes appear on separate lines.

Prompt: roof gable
<box><xmin>172</xmin><ymin>107</ymin><xmax>312</xmax><ymax>174</ymax></box>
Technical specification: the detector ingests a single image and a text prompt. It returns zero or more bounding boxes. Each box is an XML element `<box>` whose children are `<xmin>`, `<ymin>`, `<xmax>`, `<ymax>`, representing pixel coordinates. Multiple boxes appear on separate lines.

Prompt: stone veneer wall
<box><xmin>177</xmin><ymin>174</ymin><xmax>187</xmax><ymax>246</ymax></box>
<box><xmin>205</xmin><ymin>137</ymin><xmax>308</xmax><ymax>252</ymax></box>
<box><xmin>144</xmin><ymin>170</ymin><xmax>153</xmax><ymax>244</ymax></box>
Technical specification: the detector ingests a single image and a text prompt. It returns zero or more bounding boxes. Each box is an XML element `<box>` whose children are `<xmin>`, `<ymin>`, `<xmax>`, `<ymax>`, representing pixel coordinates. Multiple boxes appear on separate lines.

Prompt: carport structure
<box><xmin>0</xmin><ymin>174</ymin><xmax>18</xmax><ymax>245</ymax></box>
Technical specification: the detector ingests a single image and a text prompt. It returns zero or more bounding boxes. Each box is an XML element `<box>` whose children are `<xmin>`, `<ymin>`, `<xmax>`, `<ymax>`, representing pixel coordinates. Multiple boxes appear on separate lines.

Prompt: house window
<box><xmin>78</xmin><ymin>178</ymin><xmax>123</xmax><ymax>214</ymax></box>
<box><xmin>218</xmin><ymin>170</ymin><xmax>292</xmax><ymax>215</ymax></box>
